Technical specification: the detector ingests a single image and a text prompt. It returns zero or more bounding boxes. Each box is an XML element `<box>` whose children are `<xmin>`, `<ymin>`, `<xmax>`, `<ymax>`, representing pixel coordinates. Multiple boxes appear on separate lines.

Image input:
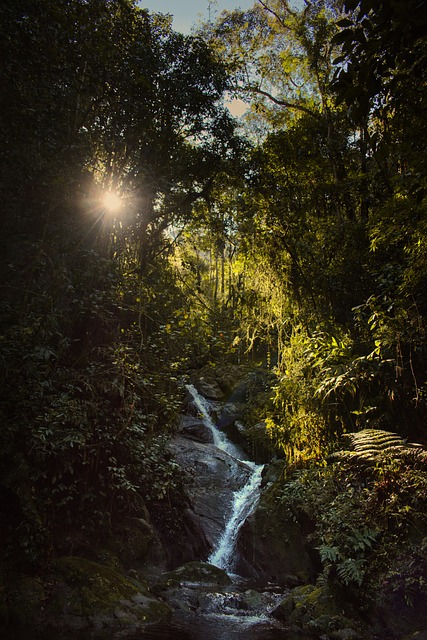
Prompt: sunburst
<box><xmin>102</xmin><ymin>191</ymin><xmax>123</xmax><ymax>213</ymax></box>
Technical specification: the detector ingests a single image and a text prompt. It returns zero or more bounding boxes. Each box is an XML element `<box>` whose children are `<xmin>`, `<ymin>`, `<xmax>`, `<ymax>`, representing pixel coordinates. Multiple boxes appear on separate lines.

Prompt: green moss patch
<box><xmin>46</xmin><ymin>556</ymin><xmax>171</xmax><ymax>628</ymax></box>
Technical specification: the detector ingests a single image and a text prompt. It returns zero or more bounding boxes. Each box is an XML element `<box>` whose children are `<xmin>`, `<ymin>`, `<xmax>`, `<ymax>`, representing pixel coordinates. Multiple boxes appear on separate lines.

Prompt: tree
<box><xmin>0</xmin><ymin>0</ymin><xmax>241</xmax><ymax>273</ymax></box>
<box><xmin>0</xmin><ymin>0</ymin><xmax>244</xmax><ymax>564</ymax></box>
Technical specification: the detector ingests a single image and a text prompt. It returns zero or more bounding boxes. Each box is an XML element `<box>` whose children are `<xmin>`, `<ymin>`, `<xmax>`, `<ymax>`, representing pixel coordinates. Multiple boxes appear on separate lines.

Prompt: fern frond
<box><xmin>332</xmin><ymin>429</ymin><xmax>426</xmax><ymax>467</ymax></box>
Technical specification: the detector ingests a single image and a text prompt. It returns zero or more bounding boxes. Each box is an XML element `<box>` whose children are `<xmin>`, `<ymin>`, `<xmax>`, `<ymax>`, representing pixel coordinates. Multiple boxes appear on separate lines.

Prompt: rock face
<box><xmin>215</xmin><ymin>369</ymin><xmax>276</xmax><ymax>462</ymax></box>
<box><xmin>178</xmin><ymin>414</ymin><xmax>214</xmax><ymax>444</ymax></box>
<box><xmin>4</xmin><ymin>556</ymin><xmax>172</xmax><ymax>630</ymax></box>
<box><xmin>166</xmin><ymin>371</ymin><xmax>306</xmax><ymax>583</ymax></box>
<box><xmin>193</xmin><ymin>376</ymin><xmax>225</xmax><ymax>400</ymax></box>
<box><xmin>167</xmin><ymin>434</ymin><xmax>252</xmax><ymax>555</ymax></box>
<box><xmin>236</xmin><ymin>483</ymin><xmax>315</xmax><ymax>586</ymax></box>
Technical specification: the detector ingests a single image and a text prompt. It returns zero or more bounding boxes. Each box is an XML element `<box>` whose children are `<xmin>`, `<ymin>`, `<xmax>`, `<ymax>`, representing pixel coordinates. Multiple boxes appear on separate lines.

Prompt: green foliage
<box><xmin>0</xmin><ymin>0</ymin><xmax>243</xmax><ymax>568</ymax></box>
<box><xmin>277</xmin><ymin>444</ymin><xmax>427</xmax><ymax>601</ymax></box>
<box><xmin>0</xmin><ymin>246</ymin><xmax>188</xmax><ymax>564</ymax></box>
<box><xmin>332</xmin><ymin>0</ymin><xmax>427</xmax><ymax>124</ymax></box>
<box><xmin>265</xmin><ymin>328</ymin><xmax>329</xmax><ymax>462</ymax></box>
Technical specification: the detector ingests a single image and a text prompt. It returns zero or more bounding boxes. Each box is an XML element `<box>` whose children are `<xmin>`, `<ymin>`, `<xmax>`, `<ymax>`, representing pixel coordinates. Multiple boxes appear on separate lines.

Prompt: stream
<box><xmin>123</xmin><ymin>385</ymin><xmax>307</xmax><ymax>639</ymax></box>
<box><xmin>185</xmin><ymin>384</ymin><xmax>265</xmax><ymax>573</ymax></box>
<box><xmin>8</xmin><ymin>384</ymin><xmax>312</xmax><ymax>640</ymax></box>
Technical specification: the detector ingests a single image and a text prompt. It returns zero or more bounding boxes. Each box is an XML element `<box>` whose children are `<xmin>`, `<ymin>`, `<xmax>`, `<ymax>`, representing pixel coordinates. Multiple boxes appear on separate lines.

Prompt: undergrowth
<box><xmin>277</xmin><ymin>430</ymin><xmax>427</xmax><ymax>612</ymax></box>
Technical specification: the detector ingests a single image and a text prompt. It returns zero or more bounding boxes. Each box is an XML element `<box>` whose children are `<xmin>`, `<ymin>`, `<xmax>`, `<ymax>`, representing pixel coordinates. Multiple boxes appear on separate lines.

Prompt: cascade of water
<box><xmin>186</xmin><ymin>383</ymin><xmax>264</xmax><ymax>573</ymax></box>
<box><xmin>208</xmin><ymin>461</ymin><xmax>264</xmax><ymax>571</ymax></box>
<box><xmin>185</xmin><ymin>383</ymin><xmax>242</xmax><ymax>459</ymax></box>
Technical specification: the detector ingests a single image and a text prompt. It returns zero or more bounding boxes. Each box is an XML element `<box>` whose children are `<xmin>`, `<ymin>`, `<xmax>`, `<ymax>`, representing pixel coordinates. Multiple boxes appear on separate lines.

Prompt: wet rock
<box><xmin>167</xmin><ymin>435</ymin><xmax>251</xmax><ymax>553</ymax></box>
<box><xmin>236</xmin><ymin>485</ymin><xmax>314</xmax><ymax>585</ymax></box>
<box><xmin>237</xmin><ymin>588</ymin><xmax>280</xmax><ymax>611</ymax></box>
<box><xmin>178</xmin><ymin>414</ymin><xmax>214</xmax><ymax>444</ymax></box>
<box><xmin>156</xmin><ymin>561</ymin><xmax>232</xmax><ymax>589</ymax></box>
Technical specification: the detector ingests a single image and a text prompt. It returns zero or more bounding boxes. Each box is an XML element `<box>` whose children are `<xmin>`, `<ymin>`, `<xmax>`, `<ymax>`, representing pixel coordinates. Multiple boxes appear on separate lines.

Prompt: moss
<box><xmin>93</xmin><ymin>549</ymin><xmax>124</xmax><ymax>572</ymax></box>
<box><xmin>273</xmin><ymin>584</ymin><xmax>361</xmax><ymax>637</ymax></box>
<box><xmin>48</xmin><ymin>556</ymin><xmax>171</xmax><ymax>627</ymax></box>
<box><xmin>53</xmin><ymin>556</ymin><xmax>138</xmax><ymax>601</ymax></box>
<box><xmin>239</xmin><ymin>480</ymin><xmax>314</xmax><ymax>584</ymax></box>
<box><xmin>6</xmin><ymin>576</ymin><xmax>45</xmax><ymax>624</ymax></box>
<box><xmin>108</xmin><ymin>518</ymin><xmax>165</xmax><ymax>568</ymax></box>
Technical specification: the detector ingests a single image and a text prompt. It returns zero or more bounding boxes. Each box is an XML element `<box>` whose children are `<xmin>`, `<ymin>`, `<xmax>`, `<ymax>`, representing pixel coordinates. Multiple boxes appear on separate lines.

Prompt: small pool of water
<box><xmin>6</xmin><ymin>615</ymin><xmax>311</xmax><ymax>640</ymax></box>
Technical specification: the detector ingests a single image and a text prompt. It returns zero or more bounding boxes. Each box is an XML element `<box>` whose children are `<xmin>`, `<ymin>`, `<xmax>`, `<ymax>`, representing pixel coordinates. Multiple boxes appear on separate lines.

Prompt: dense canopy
<box><xmin>1</xmin><ymin>0</ymin><xmax>426</xmax><ymax>634</ymax></box>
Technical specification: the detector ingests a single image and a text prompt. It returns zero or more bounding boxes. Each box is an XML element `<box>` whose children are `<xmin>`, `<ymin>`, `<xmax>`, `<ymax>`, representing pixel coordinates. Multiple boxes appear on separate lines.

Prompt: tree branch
<box><xmin>256</xmin><ymin>0</ymin><xmax>293</xmax><ymax>31</ymax></box>
<box><xmin>249</xmin><ymin>86</ymin><xmax>319</xmax><ymax>117</ymax></box>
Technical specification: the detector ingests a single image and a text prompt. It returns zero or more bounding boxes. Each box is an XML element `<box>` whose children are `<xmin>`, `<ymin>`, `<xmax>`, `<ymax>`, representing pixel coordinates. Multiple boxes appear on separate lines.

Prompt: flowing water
<box><xmin>8</xmin><ymin>384</ymin><xmax>312</xmax><ymax>640</ymax></box>
<box><xmin>186</xmin><ymin>383</ymin><xmax>265</xmax><ymax>571</ymax></box>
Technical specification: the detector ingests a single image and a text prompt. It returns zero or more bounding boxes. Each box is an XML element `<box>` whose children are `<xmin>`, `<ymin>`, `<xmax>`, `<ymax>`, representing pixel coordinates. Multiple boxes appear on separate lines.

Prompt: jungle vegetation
<box><xmin>0</xmin><ymin>0</ymin><xmax>426</xmax><ymax>612</ymax></box>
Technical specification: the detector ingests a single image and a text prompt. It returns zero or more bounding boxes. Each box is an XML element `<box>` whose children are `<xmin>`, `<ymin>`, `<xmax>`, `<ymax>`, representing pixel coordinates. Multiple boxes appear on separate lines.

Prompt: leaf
<box><xmin>318</xmin><ymin>545</ymin><xmax>342</xmax><ymax>563</ymax></box>
<box><xmin>337</xmin><ymin>18</ymin><xmax>354</xmax><ymax>28</ymax></box>
<box><xmin>331</xmin><ymin>29</ymin><xmax>355</xmax><ymax>46</ymax></box>
<box><xmin>337</xmin><ymin>558</ymin><xmax>365</xmax><ymax>585</ymax></box>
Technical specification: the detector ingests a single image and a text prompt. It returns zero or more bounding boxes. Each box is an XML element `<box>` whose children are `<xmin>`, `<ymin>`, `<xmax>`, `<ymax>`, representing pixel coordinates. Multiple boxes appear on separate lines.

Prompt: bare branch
<box><xmin>249</xmin><ymin>85</ymin><xmax>319</xmax><ymax>117</ymax></box>
<box><xmin>256</xmin><ymin>0</ymin><xmax>292</xmax><ymax>31</ymax></box>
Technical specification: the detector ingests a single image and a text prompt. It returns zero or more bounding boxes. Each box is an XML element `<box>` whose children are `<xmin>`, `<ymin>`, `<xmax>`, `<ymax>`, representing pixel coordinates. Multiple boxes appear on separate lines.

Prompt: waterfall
<box><xmin>186</xmin><ymin>383</ymin><xmax>264</xmax><ymax>573</ymax></box>
<box><xmin>185</xmin><ymin>383</ymin><xmax>242</xmax><ymax>459</ymax></box>
<box><xmin>208</xmin><ymin>461</ymin><xmax>264</xmax><ymax>571</ymax></box>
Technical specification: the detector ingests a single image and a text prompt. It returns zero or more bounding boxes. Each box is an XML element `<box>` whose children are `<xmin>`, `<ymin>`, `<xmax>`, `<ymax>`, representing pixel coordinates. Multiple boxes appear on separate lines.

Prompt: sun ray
<box><xmin>102</xmin><ymin>191</ymin><xmax>123</xmax><ymax>213</ymax></box>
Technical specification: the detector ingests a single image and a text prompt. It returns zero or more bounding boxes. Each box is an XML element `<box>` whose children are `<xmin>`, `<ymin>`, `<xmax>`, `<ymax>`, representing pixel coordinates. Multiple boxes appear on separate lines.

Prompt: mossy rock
<box><xmin>272</xmin><ymin>584</ymin><xmax>361</xmax><ymax>638</ymax></box>
<box><xmin>6</xmin><ymin>576</ymin><xmax>45</xmax><ymax>624</ymax></box>
<box><xmin>108</xmin><ymin>517</ymin><xmax>166</xmax><ymax>568</ymax></box>
<box><xmin>47</xmin><ymin>556</ymin><xmax>171</xmax><ymax>628</ymax></box>
<box><xmin>237</xmin><ymin>484</ymin><xmax>314</xmax><ymax>585</ymax></box>
<box><xmin>155</xmin><ymin>561</ymin><xmax>231</xmax><ymax>592</ymax></box>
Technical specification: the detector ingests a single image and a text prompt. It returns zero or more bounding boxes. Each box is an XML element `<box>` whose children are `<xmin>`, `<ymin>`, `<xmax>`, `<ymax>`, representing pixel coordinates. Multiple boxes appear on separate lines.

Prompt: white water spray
<box><xmin>186</xmin><ymin>383</ymin><xmax>264</xmax><ymax>573</ymax></box>
<box><xmin>185</xmin><ymin>383</ymin><xmax>242</xmax><ymax>459</ymax></box>
<box><xmin>208</xmin><ymin>461</ymin><xmax>264</xmax><ymax>571</ymax></box>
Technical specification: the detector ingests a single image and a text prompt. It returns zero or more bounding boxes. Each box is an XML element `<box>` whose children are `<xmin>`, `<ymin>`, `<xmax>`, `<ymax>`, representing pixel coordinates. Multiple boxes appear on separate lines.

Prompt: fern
<box><xmin>337</xmin><ymin>558</ymin><xmax>365</xmax><ymax>586</ymax></box>
<box><xmin>349</xmin><ymin>527</ymin><xmax>378</xmax><ymax>552</ymax></box>
<box><xmin>331</xmin><ymin>428</ymin><xmax>426</xmax><ymax>465</ymax></box>
<box><xmin>318</xmin><ymin>545</ymin><xmax>342</xmax><ymax>563</ymax></box>
<box><xmin>349</xmin><ymin>429</ymin><xmax>406</xmax><ymax>452</ymax></box>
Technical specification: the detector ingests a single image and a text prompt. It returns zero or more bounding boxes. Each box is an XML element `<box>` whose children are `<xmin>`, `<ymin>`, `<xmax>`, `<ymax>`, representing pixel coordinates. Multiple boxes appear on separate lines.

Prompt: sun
<box><xmin>102</xmin><ymin>191</ymin><xmax>123</xmax><ymax>213</ymax></box>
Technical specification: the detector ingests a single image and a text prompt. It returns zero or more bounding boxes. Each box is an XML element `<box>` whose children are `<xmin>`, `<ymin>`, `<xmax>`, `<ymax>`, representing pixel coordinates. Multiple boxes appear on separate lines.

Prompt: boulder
<box><xmin>236</xmin><ymin>484</ymin><xmax>315</xmax><ymax>586</ymax></box>
<box><xmin>108</xmin><ymin>517</ymin><xmax>166</xmax><ymax>569</ymax></box>
<box><xmin>167</xmin><ymin>435</ymin><xmax>252</xmax><ymax>557</ymax></box>
<box><xmin>272</xmin><ymin>584</ymin><xmax>362</xmax><ymax>638</ymax></box>
<box><xmin>4</xmin><ymin>557</ymin><xmax>172</xmax><ymax>630</ymax></box>
<box><xmin>47</xmin><ymin>556</ymin><xmax>171</xmax><ymax>629</ymax></box>
<box><xmin>178</xmin><ymin>414</ymin><xmax>214</xmax><ymax>444</ymax></box>
<box><xmin>6</xmin><ymin>576</ymin><xmax>45</xmax><ymax>625</ymax></box>
<box><xmin>195</xmin><ymin>376</ymin><xmax>225</xmax><ymax>400</ymax></box>
<box><xmin>156</xmin><ymin>561</ymin><xmax>232</xmax><ymax>590</ymax></box>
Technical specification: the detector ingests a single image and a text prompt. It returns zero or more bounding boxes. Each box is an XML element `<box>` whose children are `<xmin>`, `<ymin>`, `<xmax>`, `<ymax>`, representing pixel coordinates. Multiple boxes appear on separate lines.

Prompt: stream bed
<box><xmin>6</xmin><ymin>382</ymin><xmax>314</xmax><ymax>640</ymax></box>
<box><xmin>10</xmin><ymin>618</ymin><xmax>309</xmax><ymax>640</ymax></box>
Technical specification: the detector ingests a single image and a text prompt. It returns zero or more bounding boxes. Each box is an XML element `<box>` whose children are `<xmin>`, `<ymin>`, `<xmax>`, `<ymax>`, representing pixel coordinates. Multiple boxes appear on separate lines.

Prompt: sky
<box><xmin>138</xmin><ymin>1</ymin><xmax>255</xmax><ymax>115</ymax></box>
<box><xmin>139</xmin><ymin>0</ymin><xmax>255</xmax><ymax>34</ymax></box>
